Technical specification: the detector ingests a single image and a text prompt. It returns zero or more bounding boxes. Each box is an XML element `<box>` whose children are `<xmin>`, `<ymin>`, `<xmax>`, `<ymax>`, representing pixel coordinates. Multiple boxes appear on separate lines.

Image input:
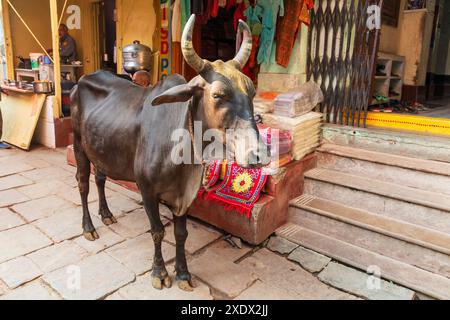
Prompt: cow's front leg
<box><xmin>174</xmin><ymin>214</ymin><xmax>195</xmax><ymax>291</ymax></box>
<box><xmin>140</xmin><ymin>191</ymin><xmax>171</xmax><ymax>290</ymax></box>
<box><xmin>95</xmin><ymin>169</ymin><xmax>117</xmax><ymax>226</ymax></box>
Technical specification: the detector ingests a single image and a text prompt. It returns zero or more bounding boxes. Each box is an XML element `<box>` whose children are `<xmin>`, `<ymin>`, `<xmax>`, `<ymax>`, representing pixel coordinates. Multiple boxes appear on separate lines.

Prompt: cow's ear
<box><xmin>151</xmin><ymin>82</ymin><xmax>204</xmax><ymax>106</ymax></box>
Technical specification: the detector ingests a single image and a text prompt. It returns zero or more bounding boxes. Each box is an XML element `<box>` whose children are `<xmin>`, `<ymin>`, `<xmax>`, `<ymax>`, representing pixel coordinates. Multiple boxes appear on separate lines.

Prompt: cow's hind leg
<box><xmin>174</xmin><ymin>214</ymin><xmax>195</xmax><ymax>291</ymax></box>
<box><xmin>139</xmin><ymin>187</ymin><xmax>171</xmax><ymax>290</ymax></box>
<box><xmin>95</xmin><ymin>169</ymin><xmax>117</xmax><ymax>226</ymax></box>
<box><xmin>74</xmin><ymin>138</ymin><xmax>98</xmax><ymax>241</ymax></box>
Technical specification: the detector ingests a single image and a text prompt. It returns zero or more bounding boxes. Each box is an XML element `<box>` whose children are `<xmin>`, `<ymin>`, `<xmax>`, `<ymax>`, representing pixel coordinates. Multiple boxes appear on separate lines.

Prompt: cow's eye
<box><xmin>212</xmin><ymin>93</ymin><xmax>225</xmax><ymax>100</ymax></box>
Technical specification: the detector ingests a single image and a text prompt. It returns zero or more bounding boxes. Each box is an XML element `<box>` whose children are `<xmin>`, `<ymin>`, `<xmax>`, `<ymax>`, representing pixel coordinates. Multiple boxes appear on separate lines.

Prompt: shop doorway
<box><xmin>424</xmin><ymin>0</ymin><xmax>450</xmax><ymax>119</ymax></box>
<box><xmin>91</xmin><ymin>0</ymin><xmax>116</xmax><ymax>73</ymax></box>
<box><xmin>180</xmin><ymin>6</ymin><xmax>237</xmax><ymax>82</ymax></box>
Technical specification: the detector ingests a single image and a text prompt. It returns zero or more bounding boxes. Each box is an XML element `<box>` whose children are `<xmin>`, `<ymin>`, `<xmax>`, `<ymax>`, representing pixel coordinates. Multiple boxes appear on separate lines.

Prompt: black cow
<box><xmin>71</xmin><ymin>15</ymin><xmax>269</xmax><ymax>291</ymax></box>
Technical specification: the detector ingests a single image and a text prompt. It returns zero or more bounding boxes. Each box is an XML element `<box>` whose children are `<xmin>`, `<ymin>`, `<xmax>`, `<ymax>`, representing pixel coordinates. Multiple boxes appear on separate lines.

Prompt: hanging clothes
<box><xmin>257</xmin><ymin>0</ymin><xmax>284</xmax><ymax>65</ymax></box>
<box><xmin>275</xmin><ymin>0</ymin><xmax>314</xmax><ymax>68</ymax></box>
<box><xmin>172</xmin><ymin>0</ymin><xmax>182</xmax><ymax>43</ymax></box>
<box><xmin>233</xmin><ymin>1</ymin><xmax>246</xmax><ymax>31</ymax></box>
<box><xmin>227</xmin><ymin>0</ymin><xmax>236</xmax><ymax>10</ymax></box>
<box><xmin>191</xmin><ymin>0</ymin><xmax>204</xmax><ymax>14</ymax></box>
<box><xmin>211</xmin><ymin>0</ymin><xmax>219</xmax><ymax>17</ymax></box>
<box><xmin>181</xmin><ymin>0</ymin><xmax>191</xmax><ymax>29</ymax></box>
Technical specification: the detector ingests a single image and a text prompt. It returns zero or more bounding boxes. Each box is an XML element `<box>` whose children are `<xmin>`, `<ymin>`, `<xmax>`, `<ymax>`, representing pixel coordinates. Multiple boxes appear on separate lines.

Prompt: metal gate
<box><xmin>307</xmin><ymin>0</ymin><xmax>383</xmax><ymax>127</ymax></box>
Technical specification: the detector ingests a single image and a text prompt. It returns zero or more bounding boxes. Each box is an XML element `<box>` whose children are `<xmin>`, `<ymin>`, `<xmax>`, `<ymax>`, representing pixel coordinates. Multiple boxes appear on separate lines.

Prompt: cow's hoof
<box><xmin>102</xmin><ymin>216</ymin><xmax>117</xmax><ymax>226</ymax></box>
<box><xmin>83</xmin><ymin>230</ymin><xmax>99</xmax><ymax>241</ymax></box>
<box><xmin>178</xmin><ymin>280</ymin><xmax>195</xmax><ymax>292</ymax></box>
<box><xmin>152</xmin><ymin>275</ymin><xmax>172</xmax><ymax>290</ymax></box>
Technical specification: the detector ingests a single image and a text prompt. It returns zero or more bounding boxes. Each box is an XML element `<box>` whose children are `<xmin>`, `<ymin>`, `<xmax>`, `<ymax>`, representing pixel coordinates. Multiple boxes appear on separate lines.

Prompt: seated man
<box><xmin>59</xmin><ymin>24</ymin><xmax>77</xmax><ymax>63</ymax></box>
<box><xmin>132</xmin><ymin>70</ymin><xmax>152</xmax><ymax>88</ymax></box>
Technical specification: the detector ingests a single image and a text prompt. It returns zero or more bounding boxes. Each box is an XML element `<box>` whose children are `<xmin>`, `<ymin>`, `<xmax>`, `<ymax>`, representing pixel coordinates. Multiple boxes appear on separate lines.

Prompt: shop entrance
<box><xmin>90</xmin><ymin>0</ymin><xmax>116</xmax><ymax>73</ymax></box>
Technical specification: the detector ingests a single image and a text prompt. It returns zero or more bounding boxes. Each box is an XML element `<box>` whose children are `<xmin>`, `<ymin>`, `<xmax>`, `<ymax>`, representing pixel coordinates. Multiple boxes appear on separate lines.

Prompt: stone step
<box><xmin>276</xmin><ymin>223</ymin><xmax>450</xmax><ymax>300</ymax></box>
<box><xmin>322</xmin><ymin>124</ymin><xmax>450</xmax><ymax>163</ymax></box>
<box><xmin>289</xmin><ymin>195</ymin><xmax>450</xmax><ymax>277</ymax></box>
<box><xmin>304</xmin><ymin>168</ymin><xmax>450</xmax><ymax>234</ymax></box>
<box><xmin>317</xmin><ymin>144</ymin><xmax>450</xmax><ymax>195</ymax></box>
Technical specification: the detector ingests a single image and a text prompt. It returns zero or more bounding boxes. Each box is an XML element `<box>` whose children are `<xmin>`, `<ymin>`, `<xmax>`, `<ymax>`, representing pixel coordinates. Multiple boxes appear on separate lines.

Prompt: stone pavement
<box><xmin>0</xmin><ymin>146</ymin><xmax>416</xmax><ymax>300</ymax></box>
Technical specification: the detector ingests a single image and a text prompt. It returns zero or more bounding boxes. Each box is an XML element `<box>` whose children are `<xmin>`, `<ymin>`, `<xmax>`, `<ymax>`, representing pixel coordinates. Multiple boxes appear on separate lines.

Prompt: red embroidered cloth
<box><xmin>204</xmin><ymin>161</ymin><xmax>267</xmax><ymax>218</ymax></box>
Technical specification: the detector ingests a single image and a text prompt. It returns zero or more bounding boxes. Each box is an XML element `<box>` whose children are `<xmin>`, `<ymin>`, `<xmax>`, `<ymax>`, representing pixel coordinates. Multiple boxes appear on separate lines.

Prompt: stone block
<box><xmin>164</xmin><ymin>220</ymin><xmax>222</xmax><ymax>255</ymax></box>
<box><xmin>106</xmin><ymin>233</ymin><xmax>176</xmax><ymax>275</ymax></box>
<box><xmin>0</xmin><ymin>280</ymin><xmax>61</xmax><ymax>300</ymax></box>
<box><xmin>43</xmin><ymin>253</ymin><xmax>135</xmax><ymax>300</ymax></box>
<box><xmin>0</xmin><ymin>225</ymin><xmax>52</xmax><ymax>263</ymax></box>
<box><xmin>0</xmin><ymin>208</ymin><xmax>25</xmax><ymax>231</ymax></box>
<box><xmin>267</xmin><ymin>236</ymin><xmax>298</xmax><ymax>255</ymax></box>
<box><xmin>0</xmin><ymin>174</ymin><xmax>33</xmax><ymax>191</ymax></box>
<box><xmin>27</xmin><ymin>241</ymin><xmax>88</xmax><ymax>273</ymax></box>
<box><xmin>0</xmin><ymin>189</ymin><xmax>30</xmax><ymax>208</ymax></box>
<box><xmin>318</xmin><ymin>262</ymin><xmax>416</xmax><ymax>300</ymax></box>
<box><xmin>239</xmin><ymin>249</ymin><xmax>356</xmax><ymax>300</ymax></box>
<box><xmin>288</xmin><ymin>247</ymin><xmax>331</xmax><ymax>273</ymax></box>
<box><xmin>12</xmin><ymin>195</ymin><xmax>75</xmax><ymax>222</ymax></box>
<box><xmin>0</xmin><ymin>256</ymin><xmax>42</xmax><ymax>289</ymax></box>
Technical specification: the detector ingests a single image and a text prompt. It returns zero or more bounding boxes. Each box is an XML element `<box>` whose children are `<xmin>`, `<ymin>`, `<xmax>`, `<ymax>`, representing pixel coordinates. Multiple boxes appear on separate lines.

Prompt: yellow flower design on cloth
<box><xmin>232</xmin><ymin>172</ymin><xmax>254</xmax><ymax>194</ymax></box>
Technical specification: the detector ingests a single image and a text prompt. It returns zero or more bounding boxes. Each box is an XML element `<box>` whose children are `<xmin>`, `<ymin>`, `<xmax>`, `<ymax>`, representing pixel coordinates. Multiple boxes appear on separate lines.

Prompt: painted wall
<box><xmin>379</xmin><ymin>0</ymin><xmax>408</xmax><ymax>54</ymax></box>
<box><xmin>116</xmin><ymin>0</ymin><xmax>158</xmax><ymax>75</ymax></box>
<box><xmin>379</xmin><ymin>0</ymin><xmax>437</xmax><ymax>86</ymax></box>
<box><xmin>9</xmin><ymin>0</ymin><xmax>52</xmax><ymax>66</ymax></box>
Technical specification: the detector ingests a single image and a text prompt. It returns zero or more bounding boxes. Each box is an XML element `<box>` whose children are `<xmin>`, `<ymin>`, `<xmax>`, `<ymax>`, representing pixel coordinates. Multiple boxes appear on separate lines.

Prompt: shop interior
<box><xmin>370</xmin><ymin>0</ymin><xmax>450</xmax><ymax>119</ymax></box>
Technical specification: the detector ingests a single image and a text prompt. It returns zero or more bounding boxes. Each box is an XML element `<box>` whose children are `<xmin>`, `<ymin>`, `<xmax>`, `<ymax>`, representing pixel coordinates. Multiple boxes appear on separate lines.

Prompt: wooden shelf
<box><xmin>371</xmin><ymin>52</ymin><xmax>405</xmax><ymax>106</ymax></box>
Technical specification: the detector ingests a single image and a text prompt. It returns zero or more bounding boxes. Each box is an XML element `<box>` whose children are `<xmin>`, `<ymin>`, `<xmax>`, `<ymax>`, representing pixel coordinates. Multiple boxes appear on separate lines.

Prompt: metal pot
<box><xmin>122</xmin><ymin>40</ymin><xmax>153</xmax><ymax>74</ymax></box>
<box><xmin>33</xmin><ymin>81</ymin><xmax>53</xmax><ymax>94</ymax></box>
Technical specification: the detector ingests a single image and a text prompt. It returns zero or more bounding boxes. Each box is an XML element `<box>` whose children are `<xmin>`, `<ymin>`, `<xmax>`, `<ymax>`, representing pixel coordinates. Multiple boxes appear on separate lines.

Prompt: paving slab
<box><xmin>20</xmin><ymin>167</ymin><xmax>72</xmax><ymax>183</ymax></box>
<box><xmin>43</xmin><ymin>252</ymin><xmax>135</xmax><ymax>300</ymax></box>
<box><xmin>106</xmin><ymin>194</ymin><xmax>142</xmax><ymax>216</ymax></box>
<box><xmin>73</xmin><ymin>226</ymin><xmax>125</xmax><ymax>254</ymax></box>
<box><xmin>12</xmin><ymin>195</ymin><xmax>75</xmax><ymax>222</ymax></box>
<box><xmin>106</xmin><ymin>233</ymin><xmax>176</xmax><ymax>275</ymax></box>
<box><xmin>0</xmin><ymin>161</ymin><xmax>34</xmax><ymax>178</ymax></box>
<box><xmin>318</xmin><ymin>262</ymin><xmax>416</xmax><ymax>300</ymax></box>
<box><xmin>189</xmin><ymin>250</ymin><xmax>258</xmax><ymax>299</ymax></box>
<box><xmin>165</xmin><ymin>219</ymin><xmax>223</xmax><ymax>255</ymax></box>
<box><xmin>0</xmin><ymin>224</ymin><xmax>52</xmax><ymax>263</ymax></box>
<box><xmin>0</xmin><ymin>280</ymin><xmax>61</xmax><ymax>300</ymax></box>
<box><xmin>235</xmin><ymin>280</ymin><xmax>299</xmax><ymax>300</ymax></box>
<box><xmin>0</xmin><ymin>189</ymin><xmax>30</xmax><ymax>208</ymax></box>
<box><xmin>0</xmin><ymin>256</ymin><xmax>42</xmax><ymax>289</ymax></box>
<box><xmin>206</xmin><ymin>240</ymin><xmax>253</xmax><ymax>262</ymax></box>
<box><xmin>33</xmin><ymin>207</ymin><xmax>84</xmax><ymax>242</ymax></box>
<box><xmin>27</xmin><ymin>241</ymin><xmax>88</xmax><ymax>273</ymax></box>
<box><xmin>0</xmin><ymin>208</ymin><xmax>25</xmax><ymax>231</ymax></box>
<box><xmin>267</xmin><ymin>236</ymin><xmax>298</xmax><ymax>255</ymax></box>
<box><xmin>109</xmin><ymin>209</ymin><xmax>158</xmax><ymax>239</ymax></box>
<box><xmin>288</xmin><ymin>247</ymin><xmax>331</xmax><ymax>273</ymax></box>
<box><xmin>105</xmin><ymin>181</ymin><xmax>142</xmax><ymax>202</ymax></box>
<box><xmin>239</xmin><ymin>249</ymin><xmax>356</xmax><ymax>300</ymax></box>
<box><xmin>115</xmin><ymin>273</ymin><xmax>213</xmax><ymax>300</ymax></box>
<box><xmin>0</xmin><ymin>174</ymin><xmax>33</xmax><ymax>191</ymax></box>
<box><xmin>17</xmin><ymin>180</ymin><xmax>72</xmax><ymax>200</ymax></box>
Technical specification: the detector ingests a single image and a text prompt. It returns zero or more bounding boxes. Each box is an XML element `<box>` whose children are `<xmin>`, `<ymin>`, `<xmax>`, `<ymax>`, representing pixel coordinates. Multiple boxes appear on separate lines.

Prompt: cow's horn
<box><xmin>232</xmin><ymin>20</ymin><xmax>252</xmax><ymax>69</ymax></box>
<box><xmin>182</xmin><ymin>15</ymin><xmax>205</xmax><ymax>73</ymax></box>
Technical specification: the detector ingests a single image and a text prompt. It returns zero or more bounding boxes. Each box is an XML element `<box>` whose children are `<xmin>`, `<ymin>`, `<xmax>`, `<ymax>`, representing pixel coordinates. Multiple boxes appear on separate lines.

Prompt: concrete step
<box><xmin>276</xmin><ymin>223</ymin><xmax>450</xmax><ymax>300</ymax></box>
<box><xmin>322</xmin><ymin>124</ymin><xmax>450</xmax><ymax>163</ymax></box>
<box><xmin>317</xmin><ymin>144</ymin><xmax>450</xmax><ymax>195</ymax></box>
<box><xmin>289</xmin><ymin>195</ymin><xmax>450</xmax><ymax>278</ymax></box>
<box><xmin>304</xmin><ymin>168</ymin><xmax>450</xmax><ymax>234</ymax></box>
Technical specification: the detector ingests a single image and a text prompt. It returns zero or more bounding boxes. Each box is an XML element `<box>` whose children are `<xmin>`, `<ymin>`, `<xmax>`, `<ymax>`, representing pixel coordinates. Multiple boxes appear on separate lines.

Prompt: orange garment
<box><xmin>275</xmin><ymin>0</ymin><xmax>314</xmax><ymax>68</ymax></box>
